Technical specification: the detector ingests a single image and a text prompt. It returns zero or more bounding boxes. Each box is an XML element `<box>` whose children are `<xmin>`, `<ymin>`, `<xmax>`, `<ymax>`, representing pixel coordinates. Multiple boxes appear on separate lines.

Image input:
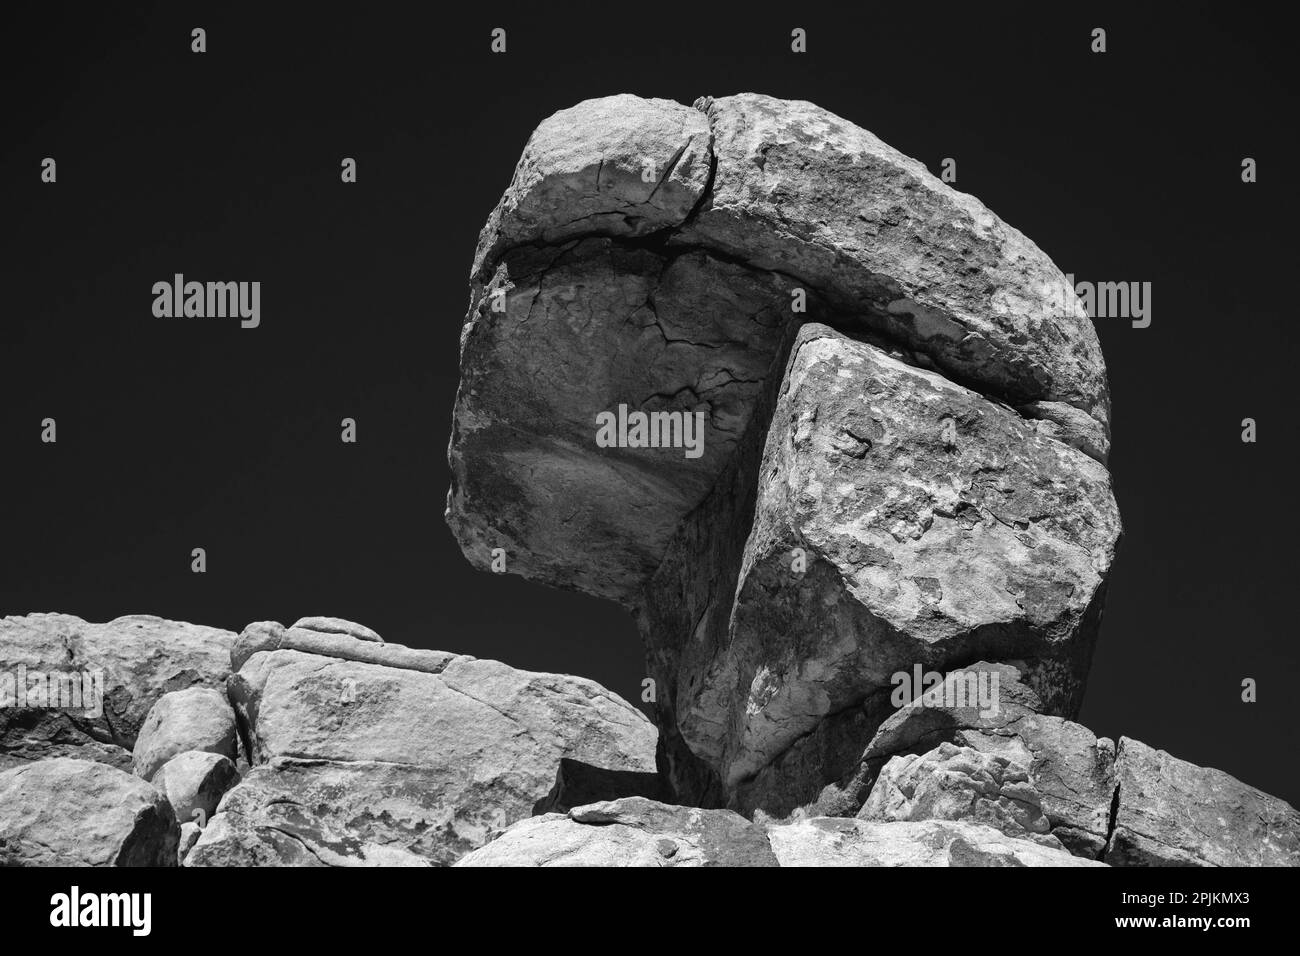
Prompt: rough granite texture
<box><xmin>0</xmin><ymin>96</ymin><xmax>1294</xmax><ymax>869</ymax></box>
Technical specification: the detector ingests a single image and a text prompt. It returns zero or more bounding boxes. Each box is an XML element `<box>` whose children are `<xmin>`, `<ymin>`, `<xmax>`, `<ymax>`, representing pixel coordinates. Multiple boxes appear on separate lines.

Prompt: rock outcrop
<box><xmin>859</xmin><ymin>742</ymin><xmax>1060</xmax><ymax>847</ymax></box>
<box><xmin>0</xmin><ymin>613</ymin><xmax>236</xmax><ymax>771</ymax></box>
<box><xmin>0</xmin><ymin>613</ymin><xmax>1294</xmax><ymax>867</ymax></box>
<box><xmin>439</xmin><ymin>92</ymin><xmax>1296</xmax><ymax>867</ymax></box>
<box><xmin>186</xmin><ymin>619</ymin><xmax>658</xmax><ymax>867</ymax></box>
<box><xmin>0</xmin><ymin>97</ymin><xmax>1294</xmax><ymax>869</ymax></box>
<box><xmin>1106</xmin><ymin>737</ymin><xmax>1300</xmax><ymax>867</ymax></box>
<box><xmin>458</xmin><ymin>796</ymin><xmax>1097</xmax><ymax>867</ymax></box>
<box><xmin>825</xmin><ymin>661</ymin><xmax>1300</xmax><ymax>866</ymax></box>
<box><xmin>446</xmin><ymin>92</ymin><xmax>1119</xmax><ymax>811</ymax></box>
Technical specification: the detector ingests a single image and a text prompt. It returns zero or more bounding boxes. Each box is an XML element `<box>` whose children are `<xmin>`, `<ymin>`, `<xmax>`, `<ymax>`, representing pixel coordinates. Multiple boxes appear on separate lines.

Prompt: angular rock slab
<box><xmin>0</xmin><ymin>613</ymin><xmax>235</xmax><ymax>770</ymax></box>
<box><xmin>1107</xmin><ymin>737</ymin><xmax>1300</xmax><ymax>867</ymax></box>
<box><xmin>186</xmin><ymin>759</ymin><xmax>436</xmax><ymax>867</ymax></box>
<box><xmin>192</xmin><ymin>628</ymin><xmax>658</xmax><ymax>866</ymax></box>
<box><xmin>231</xmin><ymin>620</ymin><xmax>456</xmax><ymax>673</ymax></box>
<box><xmin>768</xmin><ymin>817</ymin><xmax>1104</xmax><ymax>867</ymax></box>
<box><xmin>290</xmin><ymin>616</ymin><xmax>384</xmax><ymax>644</ymax></box>
<box><xmin>455</xmin><ymin>797</ymin><xmax>779</xmax><ymax>867</ymax></box>
<box><xmin>670</xmin><ymin>326</ymin><xmax>1119</xmax><ymax>801</ymax></box>
<box><xmin>679</xmin><ymin>93</ymin><xmax>1110</xmax><ymax>431</ymax></box>
<box><xmin>0</xmin><ymin>757</ymin><xmax>178</xmax><ymax>866</ymax></box>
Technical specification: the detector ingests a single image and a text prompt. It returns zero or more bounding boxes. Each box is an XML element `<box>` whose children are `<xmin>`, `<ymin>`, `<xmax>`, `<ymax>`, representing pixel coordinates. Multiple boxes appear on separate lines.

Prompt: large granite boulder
<box><xmin>446</xmin><ymin>93</ymin><xmax>1120</xmax><ymax>812</ymax></box>
<box><xmin>0</xmin><ymin>613</ymin><xmax>236</xmax><ymax>772</ymax></box>
<box><xmin>187</xmin><ymin>620</ymin><xmax>658</xmax><ymax>867</ymax></box>
<box><xmin>0</xmin><ymin>758</ymin><xmax>178</xmax><ymax>866</ymax></box>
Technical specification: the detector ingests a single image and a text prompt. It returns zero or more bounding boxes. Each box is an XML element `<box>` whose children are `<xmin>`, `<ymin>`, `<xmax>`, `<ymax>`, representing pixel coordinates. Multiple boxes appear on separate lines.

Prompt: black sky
<box><xmin>2</xmin><ymin>2</ymin><xmax>1296</xmax><ymax>804</ymax></box>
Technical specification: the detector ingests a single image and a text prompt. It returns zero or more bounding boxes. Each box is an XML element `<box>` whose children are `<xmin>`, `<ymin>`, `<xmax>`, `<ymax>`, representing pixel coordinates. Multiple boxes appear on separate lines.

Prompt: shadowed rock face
<box><xmin>449</xmin><ymin>237</ymin><xmax>798</xmax><ymax>604</ymax></box>
<box><xmin>446</xmin><ymin>92</ymin><xmax>1120</xmax><ymax>811</ymax></box>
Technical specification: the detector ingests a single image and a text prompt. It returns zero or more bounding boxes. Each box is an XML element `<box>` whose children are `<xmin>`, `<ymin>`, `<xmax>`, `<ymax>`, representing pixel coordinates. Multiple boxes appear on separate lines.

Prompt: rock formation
<box><xmin>0</xmin><ymin>94</ymin><xmax>1295</xmax><ymax>868</ymax></box>
<box><xmin>447</xmin><ymin>92</ymin><xmax>1119</xmax><ymax>811</ymax></box>
<box><xmin>0</xmin><ymin>612</ymin><xmax>1295</xmax><ymax>866</ymax></box>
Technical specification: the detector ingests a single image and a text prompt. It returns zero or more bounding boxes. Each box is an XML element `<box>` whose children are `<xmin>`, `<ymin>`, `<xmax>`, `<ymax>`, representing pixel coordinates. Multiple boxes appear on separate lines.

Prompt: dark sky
<box><xmin>2</xmin><ymin>2</ymin><xmax>1296</xmax><ymax>805</ymax></box>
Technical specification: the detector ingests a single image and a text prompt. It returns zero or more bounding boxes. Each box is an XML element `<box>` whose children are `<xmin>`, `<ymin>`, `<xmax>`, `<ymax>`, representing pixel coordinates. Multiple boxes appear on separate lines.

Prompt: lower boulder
<box><xmin>151</xmin><ymin>750</ymin><xmax>239</xmax><ymax>828</ymax></box>
<box><xmin>456</xmin><ymin>797</ymin><xmax>779</xmax><ymax>867</ymax></box>
<box><xmin>829</xmin><ymin>661</ymin><xmax>1300</xmax><ymax>866</ymax></box>
<box><xmin>1106</xmin><ymin>737</ymin><xmax>1300</xmax><ymax>867</ymax></box>
<box><xmin>0</xmin><ymin>757</ymin><xmax>178</xmax><ymax>866</ymax></box>
<box><xmin>188</xmin><ymin>621</ymin><xmax>659</xmax><ymax>866</ymax></box>
<box><xmin>768</xmin><ymin>817</ymin><xmax>1104</xmax><ymax>867</ymax></box>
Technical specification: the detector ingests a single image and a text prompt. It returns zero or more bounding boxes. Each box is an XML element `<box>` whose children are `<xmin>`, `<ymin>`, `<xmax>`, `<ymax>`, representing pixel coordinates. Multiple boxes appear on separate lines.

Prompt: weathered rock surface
<box><xmin>834</xmin><ymin>662</ymin><xmax>1118</xmax><ymax>856</ymax></box>
<box><xmin>187</xmin><ymin>762</ymin><xmax>437</xmax><ymax>867</ymax></box>
<box><xmin>456</xmin><ymin>797</ymin><xmax>779</xmax><ymax>867</ymax></box>
<box><xmin>768</xmin><ymin>817</ymin><xmax>1103</xmax><ymax>867</ymax></box>
<box><xmin>446</xmin><ymin>94</ymin><xmax>1121</xmax><ymax>813</ymax></box>
<box><xmin>1</xmin><ymin>612</ymin><xmax>1294</xmax><ymax>867</ymax></box>
<box><xmin>132</xmin><ymin>687</ymin><xmax>238</xmax><ymax>781</ymax></box>
<box><xmin>151</xmin><ymin>750</ymin><xmax>240</xmax><ymax>826</ymax></box>
<box><xmin>188</xmin><ymin>622</ymin><xmax>658</xmax><ymax>866</ymax></box>
<box><xmin>829</xmin><ymin>662</ymin><xmax>1300</xmax><ymax>866</ymax></box>
<box><xmin>471</xmin><ymin>94</ymin><xmax>713</xmax><ymax>281</ymax></box>
<box><xmin>231</xmin><ymin>620</ymin><xmax>453</xmax><ymax>672</ymax></box>
<box><xmin>0</xmin><ymin>613</ymin><xmax>235</xmax><ymax>771</ymax></box>
<box><xmin>679</xmin><ymin>94</ymin><xmax>1110</xmax><ymax>431</ymax></box>
<box><xmin>664</xmin><ymin>325</ymin><xmax>1118</xmax><ymax>807</ymax></box>
<box><xmin>291</xmin><ymin>616</ymin><xmax>384</xmax><ymax>644</ymax></box>
<box><xmin>177</xmin><ymin>820</ymin><xmax>202</xmax><ymax>864</ymax></box>
<box><xmin>1106</xmin><ymin>737</ymin><xmax>1300</xmax><ymax>867</ymax></box>
<box><xmin>0</xmin><ymin>758</ymin><xmax>177</xmax><ymax>866</ymax></box>
<box><xmin>859</xmin><ymin>742</ymin><xmax>1059</xmax><ymax>846</ymax></box>
<box><xmin>4</xmin><ymin>96</ymin><xmax>1295</xmax><ymax>869</ymax></box>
